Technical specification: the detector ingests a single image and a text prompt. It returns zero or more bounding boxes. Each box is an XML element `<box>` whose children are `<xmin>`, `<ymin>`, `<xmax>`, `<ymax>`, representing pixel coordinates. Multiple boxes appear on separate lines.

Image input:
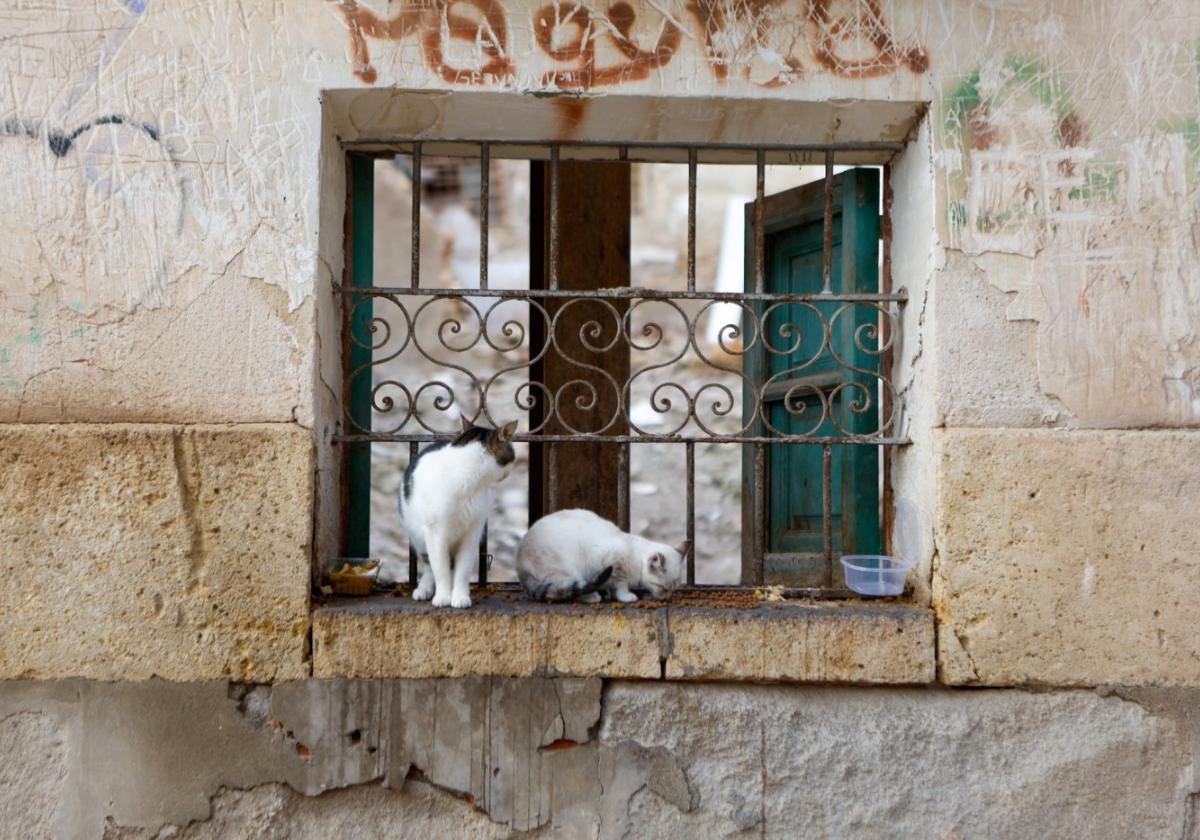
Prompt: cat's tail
<box><xmin>521</xmin><ymin>566</ymin><xmax>613</xmax><ymax>602</ymax></box>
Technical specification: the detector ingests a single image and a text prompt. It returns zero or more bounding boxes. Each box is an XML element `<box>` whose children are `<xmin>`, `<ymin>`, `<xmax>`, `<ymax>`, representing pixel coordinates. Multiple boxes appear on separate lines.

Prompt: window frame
<box><xmin>336</xmin><ymin>142</ymin><xmax>905</xmax><ymax>597</ymax></box>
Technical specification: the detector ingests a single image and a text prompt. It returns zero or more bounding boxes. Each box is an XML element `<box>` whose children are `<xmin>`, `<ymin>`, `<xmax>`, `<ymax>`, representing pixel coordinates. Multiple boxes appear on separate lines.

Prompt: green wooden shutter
<box><xmin>743</xmin><ymin>169</ymin><xmax>882</xmax><ymax>586</ymax></box>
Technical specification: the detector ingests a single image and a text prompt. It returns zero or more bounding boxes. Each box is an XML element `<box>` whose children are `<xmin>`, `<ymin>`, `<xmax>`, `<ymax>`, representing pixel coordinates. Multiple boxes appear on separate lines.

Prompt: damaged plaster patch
<box><xmin>0</xmin><ymin>712</ymin><xmax>68</xmax><ymax>840</ymax></box>
<box><xmin>4</xmin><ymin>679</ymin><xmax>1200</xmax><ymax>838</ymax></box>
<box><xmin>13</xmin><ymin>678</ymin><xmax>694</xmax><ymax>838</ymax></box>
<box><xmin>101</xmin><ymin>780</ymin><xmax>510</xmax><ymax>840</ymax></box>
<box><xmin>940</xmin><ymin>53</ymin><xmax>1200</xmax><ymax>427</ymax></box>
<box><xmin>599</xmin><ymin>681</ymin><xmax>1194</xmax><ymax>838</ymax></box>
<box><xmin>255</xmin><ymin>677</ymin><xmax>694</xmax><ymax>834</ymax></box>
<box><xmin>935</xmin><ymin>252</ymin><xmax>1069</xmax><ymax>427</ymax></box>
<box><xmin>242</xmin><ymin>222</ymin><xmax>319</xmax><ymax>313</ymax></box>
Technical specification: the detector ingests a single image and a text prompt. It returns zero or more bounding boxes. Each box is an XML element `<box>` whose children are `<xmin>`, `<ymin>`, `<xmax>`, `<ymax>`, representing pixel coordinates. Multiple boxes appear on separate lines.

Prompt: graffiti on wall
<box><xmin>533</xmin><ymin>1</ymin><xmax>682</xmax><ymax>87</ymax></box>
<box><xmin>941</xmin><ymin>52</ymin><xmax>1200</xmax><ymax>426</ymax></box>
<box><xmin>330</xmin><ymin>0</ymin><xmax>927</xmax><ymax>87</ymax></box>
<box><xmin>0</xmin><ymin>113</ymin><xmax>185</xmax><ymax>315</ymax></box>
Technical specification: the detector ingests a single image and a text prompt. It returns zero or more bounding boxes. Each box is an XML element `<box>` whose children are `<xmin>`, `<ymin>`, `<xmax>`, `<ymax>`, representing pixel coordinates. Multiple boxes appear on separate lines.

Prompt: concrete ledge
<box><xmin>312</xmin><ymin>597</ymin><xmax>664</xmax><ymax>679</ymax></box>
<box><xmin>313</xmin><ymin>596</ymin><xmax>935</xmax><ymax>684</ymax></box>
<box><xmin>666</xmin><ymin>602</ymin><xmax>935</xmax><ymax>683</ymax></box>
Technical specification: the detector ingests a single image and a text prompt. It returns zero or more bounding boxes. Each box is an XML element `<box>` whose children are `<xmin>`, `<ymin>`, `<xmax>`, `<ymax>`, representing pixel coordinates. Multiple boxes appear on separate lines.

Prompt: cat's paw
<box><xmin>450</xmin><ymin>589</ymin><xmax>472</xmax><ymax>609</ymax></box>
<box><xmin>412</xmin><ymin>585</ymin><xmax>433</xmax><ymax>601</ymax></box>
<box><xmin>579</xmin><ymin>592</ymin><xmax>602</xmax><ymax>604</ymax></box>
<box><xmin>616</xmin><ymin>591</ymin><xmax>638</xmax><ymax>603</ymax></box>
<box><xmin>431</xmin><ymin>591</ymin><xmax>453</xmax><ymax>608</ymax></box>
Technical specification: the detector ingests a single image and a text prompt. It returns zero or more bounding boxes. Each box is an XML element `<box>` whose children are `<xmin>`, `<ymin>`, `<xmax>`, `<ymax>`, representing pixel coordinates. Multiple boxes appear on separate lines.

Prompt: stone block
<box><xmin>935</xmin><ymin>428</ymin><xmax>1200</xmax><ymax>686</ymax></box>
<box><xmin>0</xmin><ymin>424</ymin><xmax>312</xmax><ymax>681</ymax></box>
<box><xmin>312</xmin><ymin>597</ymin><xmax>664</xmax><ymax>679</ymax></box>
<box><xmin>665</xmin><ymin>603</ymin><xmax>934</xmax><ymax>683</ymax></box>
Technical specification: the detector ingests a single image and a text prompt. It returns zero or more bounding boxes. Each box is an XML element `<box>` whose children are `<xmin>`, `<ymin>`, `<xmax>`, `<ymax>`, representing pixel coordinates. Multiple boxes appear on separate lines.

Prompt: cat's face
<box><xmin>643</xmin><ymin>540</ymin><xmax>690</xmax><ymax>598</ymax></box>
<box><xmin>487</xmin><ymin>421</ymin><xmax>517</xmax><ymax>480</ymax></box>
<box><xmin>460</xmin><ymin>416</ymin><xmax>517</xmax><ymax>480</ymax></box>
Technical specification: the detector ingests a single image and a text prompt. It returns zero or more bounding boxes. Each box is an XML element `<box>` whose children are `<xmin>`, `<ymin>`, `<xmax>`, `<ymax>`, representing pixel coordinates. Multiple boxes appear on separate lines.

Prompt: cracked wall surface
<box><xmin>1</xmin><ymin>677</ymin><xmax>1198</xmax><ymax>839</ymax></box>
<box><xmin>0</xmin><ymin>1</ymin><xmax>1193</xmax><ymax>429</ymax></box>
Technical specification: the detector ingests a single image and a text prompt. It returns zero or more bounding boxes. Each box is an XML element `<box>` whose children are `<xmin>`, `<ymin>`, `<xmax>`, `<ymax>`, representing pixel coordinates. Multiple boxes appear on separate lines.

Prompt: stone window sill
<box><xmin>312</xmin><ymin>596</ymin><xmax>935</xmax><ymax>684</ymax></box>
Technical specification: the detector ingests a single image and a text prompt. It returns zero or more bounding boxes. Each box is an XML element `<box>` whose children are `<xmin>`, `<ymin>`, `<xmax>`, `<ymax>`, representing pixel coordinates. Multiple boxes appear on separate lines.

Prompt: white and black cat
<box><xmin>400</xmin><ymin>416</ymin><xmax>517</xmax><ymax>608</ymax></box>
<box><xmin>517</xmin><ymin>508</ymin><xmax>688</xmax><ymax>602</ymax></box>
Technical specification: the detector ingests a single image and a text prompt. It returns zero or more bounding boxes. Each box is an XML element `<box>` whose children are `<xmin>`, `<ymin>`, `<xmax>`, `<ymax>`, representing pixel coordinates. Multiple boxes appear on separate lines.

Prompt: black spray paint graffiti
<box><xmin>0</xmin><ymin>114</ymin><xmax>186</xmax><ymax>237</ymax></box>
<box><xmin>0</xmin><ymin>112</ymin><xmax>188</xmax><ymax>317</ymax></box>
<box><xmin>1</xmin><ymin>114</ymin><xmax>161</xmax><ymax>159</ymax></box>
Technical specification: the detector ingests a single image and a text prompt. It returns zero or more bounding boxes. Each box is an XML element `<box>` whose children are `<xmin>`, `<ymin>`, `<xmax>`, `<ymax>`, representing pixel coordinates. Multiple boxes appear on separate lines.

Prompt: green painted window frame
<box><xmin>343</xmin><ymin>153</ymin><xmax>375</xmax><ymax>559</ymax></box>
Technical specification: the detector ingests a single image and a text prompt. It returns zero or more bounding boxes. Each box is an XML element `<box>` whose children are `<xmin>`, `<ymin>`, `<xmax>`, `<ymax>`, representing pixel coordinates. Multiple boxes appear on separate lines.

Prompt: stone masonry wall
<box><xmin>0</xmin><ymin>0</ymin><xmax>1194</xmax><ymax>686</ymax></box>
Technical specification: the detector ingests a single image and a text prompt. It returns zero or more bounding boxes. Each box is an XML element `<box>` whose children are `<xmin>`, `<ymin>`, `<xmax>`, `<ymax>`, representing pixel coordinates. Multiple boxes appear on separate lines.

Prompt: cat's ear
<box><xmin>649</xmin><ymin>552</ymin><xmax>665</xmax><ymax>573</ymax></box>
<box><xmin>499</xmin><ymin>420</ymin><xmax>518</xmax><ymax>442</ymax></box>
<box><xmin>459</xmin><ymin>413</ymin><xmax>473</xmax><ymax>432</ymax></box>
<box><xmin>676</xmin><ymin>540</ymin><xmax>692</xmax><ymax>558</ymax></box>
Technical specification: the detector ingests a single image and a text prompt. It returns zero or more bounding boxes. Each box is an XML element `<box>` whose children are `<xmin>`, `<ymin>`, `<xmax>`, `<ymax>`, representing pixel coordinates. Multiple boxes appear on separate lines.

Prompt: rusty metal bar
<box><xmin>549</xmin><ymin>144</ymin><xmax>560</xmax><ymax>290</ymax></box>
<box><xmin>617</xmin><ymin>444</ymin><xmax>630</xmax><ymax>532</ymax></box>
<box><xmin>687</xmin><ymin>147</ymin><xmax>697</xmax><ymax>292</ymax></box>
<box><xmin>479</xmin><ymin>142</ymin><xmax>489</xmax><ymax>290</ymax></box>
<box><xmin>411</xmin><ymin>142</ymin><xmax>422</xmax><ymax>289</ymax></box>
<box><xmin>340</xmin><ymin>432</ymin><xmax>908</xmax><ymax>446</ymax></box>
<box><xmin>881</xmin><ymin>164</ymin><xmax>895</xmax><ymax>555</ymax></box>
<box><xmin>686</xmin><ymin>441</ymin><xmax>695</xmax><ymax>586</ymax></box>
<box><xmin>345</xmin><ymin>138</ymin><xmax>906</xmax><ymax>154</ymax></box>
<box><xmin>341</xmin><ymin>140</ymin><xmax>909</xmax><ymax>597</ymax></box>
<box><xmin>822</xmin><ymin>443</ymin><xmax>833</xmax><ymax>588</ymax></box>
<box><xmin>408</xmin><ymin>441</ymin><xmax>419</xmax><ymax>584</ymax></box>
<box><xmin>822</xmin><ymin>150</ymin><xmax>833</xmax><ymax>295</ymax></box>
<box><xmin>342</xmin><ymin>285</ymin><xmax>905</xmax><ymax>303</ymax></box>
<box><xmin>478</xmin><ymin>522</ymin><xmax>488</xmax><ymax>585</ymax></box>
<box><xmin>754</xmin><ymin>148</ymin><xmax>765</xmax><ymax>294</ymax></box>
<box><xmin>754</xmin><ymin>443</ymin><xmax>766</xmax><ymax>585</ymax></box>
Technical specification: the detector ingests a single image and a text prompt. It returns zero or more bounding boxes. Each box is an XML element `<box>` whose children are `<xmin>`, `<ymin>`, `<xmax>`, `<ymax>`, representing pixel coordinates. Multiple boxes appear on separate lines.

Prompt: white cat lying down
<box><xmin>516</xmin><ymin>509</ymin><xmax>688</xmax><ymax>602</ymax></box>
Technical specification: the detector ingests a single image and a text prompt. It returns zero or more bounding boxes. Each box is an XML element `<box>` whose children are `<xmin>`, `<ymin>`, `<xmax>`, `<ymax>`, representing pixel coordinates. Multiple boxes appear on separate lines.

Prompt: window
<box><xmin>336</xmin><ymin>141</ymin><xmax>904</xmax><ymax>596</ymax></box>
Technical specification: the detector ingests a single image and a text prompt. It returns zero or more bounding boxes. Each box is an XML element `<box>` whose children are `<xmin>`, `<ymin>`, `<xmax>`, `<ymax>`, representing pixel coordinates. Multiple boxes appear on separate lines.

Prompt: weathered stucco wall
<box><xmin>1</xmin><ymin>0</ymin><xmax>1199</xmax><ymax>833</ymax></box>
<box><xmin>0</xmin><ymin>1</ymin><xmax>1192</xmax><ymax>426</ymax></box>
<box><xmin>2</xmin><ymin>678</ymin><xmax>1198</xmax><ymax>839</ymax></box>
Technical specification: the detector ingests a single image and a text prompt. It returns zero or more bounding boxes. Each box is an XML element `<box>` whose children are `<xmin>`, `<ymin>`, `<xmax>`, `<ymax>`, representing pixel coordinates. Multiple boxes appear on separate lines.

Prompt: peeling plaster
<box><xmin>1</xmin><ymin>678</ymin><xmax>1199</xmax><ymax>837</ymax></box>
<box><xmin>4</xmin><ymin>677</ymin><xmax>696</xmax><ymax>837</ymax></box>
<box><xmin>939</xmin><ymin>43</ymin><xmax>1200</xmax><ymax>427</ymax></box>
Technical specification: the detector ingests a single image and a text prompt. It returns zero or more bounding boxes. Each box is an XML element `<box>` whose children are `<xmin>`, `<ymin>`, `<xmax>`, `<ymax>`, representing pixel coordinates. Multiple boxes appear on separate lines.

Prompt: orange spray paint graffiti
<box><xmin>533</xmin><ymin>1</ymin><xmax>683</xmax><ymax>87</ymax></box>
<box><xmin>334</xmin><ymin>0</ymin><xmax>511</xmax><ymax>85</ymax></box>
<box><xmin>330</xmin><ymin>0</ymin><xmax>927</xmax><ymax>87</ymax></box>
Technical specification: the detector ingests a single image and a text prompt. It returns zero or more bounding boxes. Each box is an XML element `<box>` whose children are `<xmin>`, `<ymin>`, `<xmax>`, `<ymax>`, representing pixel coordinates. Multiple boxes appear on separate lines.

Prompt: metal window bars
<box><xmin>337</xmin><ymin>140</ymin><xmax>907</xmax><ymax>595</ymax></box>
